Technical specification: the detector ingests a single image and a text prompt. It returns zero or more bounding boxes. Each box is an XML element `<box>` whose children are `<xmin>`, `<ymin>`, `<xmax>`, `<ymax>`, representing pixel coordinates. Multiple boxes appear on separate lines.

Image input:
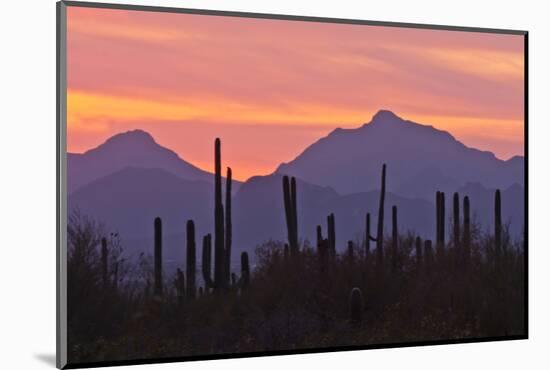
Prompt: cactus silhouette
<box><xmin>282</xmin><ymin>175</ymin><xmax>299</xmax><ymax>256</ymax></box>
<box><xmin>225</xmin><ymin>167</ymin><xmax>232</xmax><ymax>284</ymax></box>
<box><xmin>495</xmin><ymin>189</ymin><xmax>502</xmax><ymax>259</ymax></box>
<box><xmin>101</xmin><ymin>237</ymin><xmax>108</xmax><ymax>289</ymax></box>
<box><xmin>327</xmin><ymin>213</ymin><xmax>336</xmax><ymax>257</ymax></box>
<box><xmin>291</xmin><ymin>177</ymin><xmax>298</xmax><ymax>250</ymax></box>
<box><xmin>202</xmin><ymin>234</ymin><xmax>214</xmax><ymax>289</ymax></box>
<box><xmin>154</xmin><ymin>217</ymin><xmax>163</xmax><ymax>296</ymax></box>
<box><xmin>349</xmin><ymin>287</ymin><xmax>363</xmax><ymax>326</ymax></box>
<box><xmin>391</xmin><ymin>205</ymin><xmax>398</xmax><ymax>272</ymax></box>
<box><xmin>453</xmin><ymin>192</ymin><xmax>460</xmax><ymax>249</ymax></box>
<box><xmin>214</xmin><ymin>138</ymin><xmax>225</xmax><ymax>290</ymax></box>
<box><xmin>436</xmin><ymin>191</ymin><xmax>445</xmax><ymax>258</ymax></box>
<box><xmin>463</xmin><ymin>196</ymin><xmax>471</xmax><ymax>264</ymax></box>
<box><xmin>186</xmin><ymin>220</ymin><xmax>196</xmax><ymax>299</ymax></box>
<box><xmin>376</xmin><ymin>164</ymin><xmax>386</xmax><ymax>266</ymax></box>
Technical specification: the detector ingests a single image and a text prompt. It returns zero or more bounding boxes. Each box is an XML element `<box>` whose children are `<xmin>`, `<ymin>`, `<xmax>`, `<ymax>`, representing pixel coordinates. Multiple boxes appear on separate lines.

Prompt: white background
<box><xmin>1</xmin><ymin>0</ymin><xmax>548</xmax><ymax>368</ymax></box>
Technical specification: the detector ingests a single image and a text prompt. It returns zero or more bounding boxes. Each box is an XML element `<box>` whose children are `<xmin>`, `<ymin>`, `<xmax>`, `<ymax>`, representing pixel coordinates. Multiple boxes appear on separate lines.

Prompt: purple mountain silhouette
<box><xmin>276</xmin><ymin>110</ymin><xmax>523</xmax><ymax>199</ymax></box>
<box><xmin>67</xmin><ymin>113</ymin><xmax>525</xmax><ymax>260</ymax></box>
<box><xmin>67</xmin><ymin>130</ymin><xmax>237</xmax><ymax>193</ymax></box>
<box><xmin>69</xmin><ymin>167</ymin><xmax>213</xmax><ymax>239</ymax></box>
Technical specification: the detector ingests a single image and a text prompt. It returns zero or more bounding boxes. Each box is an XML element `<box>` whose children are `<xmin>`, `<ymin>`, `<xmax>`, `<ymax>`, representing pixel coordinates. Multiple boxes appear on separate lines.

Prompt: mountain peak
<box><xmin>370</xmin><ymin>109</ymin><xmax>403</xmax><ymax>125</ymax></box>
<box><xmin>104</xmin><ymin>129</ymin><xmax>156</xmax><ymax>146</ymax></box>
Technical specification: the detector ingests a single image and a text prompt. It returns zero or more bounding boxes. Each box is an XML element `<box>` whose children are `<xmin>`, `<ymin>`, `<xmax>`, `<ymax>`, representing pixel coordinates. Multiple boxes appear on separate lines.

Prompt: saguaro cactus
<box><xmin>327</xmin><ymin>213</ymin><xmax>336</xmax><ymax>257</ymax></box>
<box><xmin>349</xmin><ymin>287</ymin><xmax>364</xmax><ymax>326</ymax></box>
<box><xmin>391</xmin><ymin>205</ymin><xmax>398</xmax><ymax>272</ymax></box>
<box><xmin>283</xmin><ymin>175</ymin><xmax>299</xmax><ymax>255</ymax></box>
<box><xmin>186</xmin><ymin>220</ymin><xmax>196</xmax><ymax>299</ymax></box>
<box><xmin>154</xmin><ymin>217</ymin><xmax>163</xmax><ymax>296</ymax></box>
<box><xmin>494</xmin><ymin>189</ymin><xmax>502</xmax><ymax>259</ymax></box>
<box><xmin>463</xmin><ymin>196</ymin><xmax>471</xmax><ymax>264</ymax></box>
<box><xmin>225</xmin><ymin>167</ymin><xmax>233</xmax><ymax>284</ymax></box>
<box><xmin>101</xmin><ymin>237</ymin><xmax>108</xmax><ymax>289</ymax></box>
<box><xmin>376</xmin><ymin>164</ymin><xmax>387</xmax><ymax>265</ymax></box>
<box><xmin>291</xmin><ymin>177</ymin><xmax>298</xmax><ymax>248</ymax></box>
<box><xmin>214</xmin><ymin>138</ymin><xmax>226</xmax><ymax>289</ymax></box>
<box><xmin>453</xmin><ymin>192</ymin><xmax>460</xmax><ymax>249</ymax></box>
<box><xmin>202</xmin><ymin>234</ymin><xmax>214</xmax><ymax>289</ymax></box>
<box><xmin>436</xmin><ymin>191</ymin><xmax>446</xmax><ymax>257</ymax></box>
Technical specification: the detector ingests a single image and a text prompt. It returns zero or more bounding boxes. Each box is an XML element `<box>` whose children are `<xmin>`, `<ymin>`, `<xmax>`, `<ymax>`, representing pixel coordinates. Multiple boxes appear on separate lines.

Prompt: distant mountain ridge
<box><xmin>275</xmin><ymin>110</ymin><xmax>523</xmax><ymax>199</ymax></box>
<box><xmin>67</xmin><ymin>129</ymin><xmax>239</xmax><ymax>193</ymax></box>
<box><xmin>67</xmin><ymin>111</ymin><xmax>525</xmax><ymax>260</ymax></box>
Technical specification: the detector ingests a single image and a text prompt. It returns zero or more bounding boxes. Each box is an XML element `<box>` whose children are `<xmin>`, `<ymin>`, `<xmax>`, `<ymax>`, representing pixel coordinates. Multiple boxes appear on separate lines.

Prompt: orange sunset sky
<box><xmin>67</xmin><ymin>6</ymin><xmax>525</xmax><ymax>181</ymax></box>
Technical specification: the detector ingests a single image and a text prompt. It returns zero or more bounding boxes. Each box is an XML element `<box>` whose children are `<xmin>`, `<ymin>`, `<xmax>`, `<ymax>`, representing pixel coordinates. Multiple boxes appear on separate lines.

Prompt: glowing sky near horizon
<box><xmin>66</xmin><ymin>6</ymin><xmax>525</xmax><ymax>181</ymax></box>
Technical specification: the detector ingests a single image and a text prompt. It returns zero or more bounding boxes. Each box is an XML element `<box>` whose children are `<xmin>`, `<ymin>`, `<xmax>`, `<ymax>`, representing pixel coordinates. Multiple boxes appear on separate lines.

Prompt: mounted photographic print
<box><xmin>56</xmin><ymin>1</ymin><xmax>528</xmax><ymax>368</ymax></box>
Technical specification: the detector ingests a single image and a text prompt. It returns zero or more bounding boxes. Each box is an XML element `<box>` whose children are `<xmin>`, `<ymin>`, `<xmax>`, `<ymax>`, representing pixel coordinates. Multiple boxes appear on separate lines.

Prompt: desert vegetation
<box><xmin>67</xmin><ymin>138</ymin><xmax>525</xmax><ymax>365</ymax></box>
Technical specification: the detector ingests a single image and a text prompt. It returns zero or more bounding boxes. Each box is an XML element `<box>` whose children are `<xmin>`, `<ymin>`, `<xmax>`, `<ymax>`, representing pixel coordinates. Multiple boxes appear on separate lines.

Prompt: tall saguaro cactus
<box><xmin>291</xmin><ymin>177</ymin><xmax>298</xmax><ymax>249</ymax></box>
<box><xmin>225</xmin><ymin>167</ymin><xmax>233</xmax><ymax>284</ymax></box>
<box><xmin>154</xmin><ymin>217</ymin><xmax>163</xmax><ymax>296</ymax></box>
<box><xmin>202</xmin><ymin>234</ymin><xmax>214</xmax><ymax>289</ymax></box>
<box><xmin>376</xmin><ymin>164</ymin><xmax>387</xmax><ymax>265</ymax></box>
<box><xmin>494</xmin><ymin>189</ymin><xmax>502</xmax><ymax>259</ymax></box>
<box><xmin>283</xmin><ymin>175</ymin><xmax>299</xmax><ymax>256</ymax></box>
<box><xmin>214</xmin><ymin>138</ymin><xmax>226</xmax><ymax>289</ymax></box>
<box><xmin>327</xmin><ymin>213</ymin><xmax>336</xmax><ymax>257</ymax></box>
<box><xmin>186</xmin><ymin>220</ymin><xmax>196</xmax><ymax>299</ymax></box>
<box><xmin>436</xmin><ymin>191</ymin><xmax>446</xmax><ymax>257</ymax></box>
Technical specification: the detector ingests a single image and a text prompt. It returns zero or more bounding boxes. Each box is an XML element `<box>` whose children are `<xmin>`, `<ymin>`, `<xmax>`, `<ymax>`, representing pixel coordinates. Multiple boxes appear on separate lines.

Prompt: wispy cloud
<box><xmin>66</xmin><ymin>6</ymin><xmax>524</xmax><ymax>177</ymax></box>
